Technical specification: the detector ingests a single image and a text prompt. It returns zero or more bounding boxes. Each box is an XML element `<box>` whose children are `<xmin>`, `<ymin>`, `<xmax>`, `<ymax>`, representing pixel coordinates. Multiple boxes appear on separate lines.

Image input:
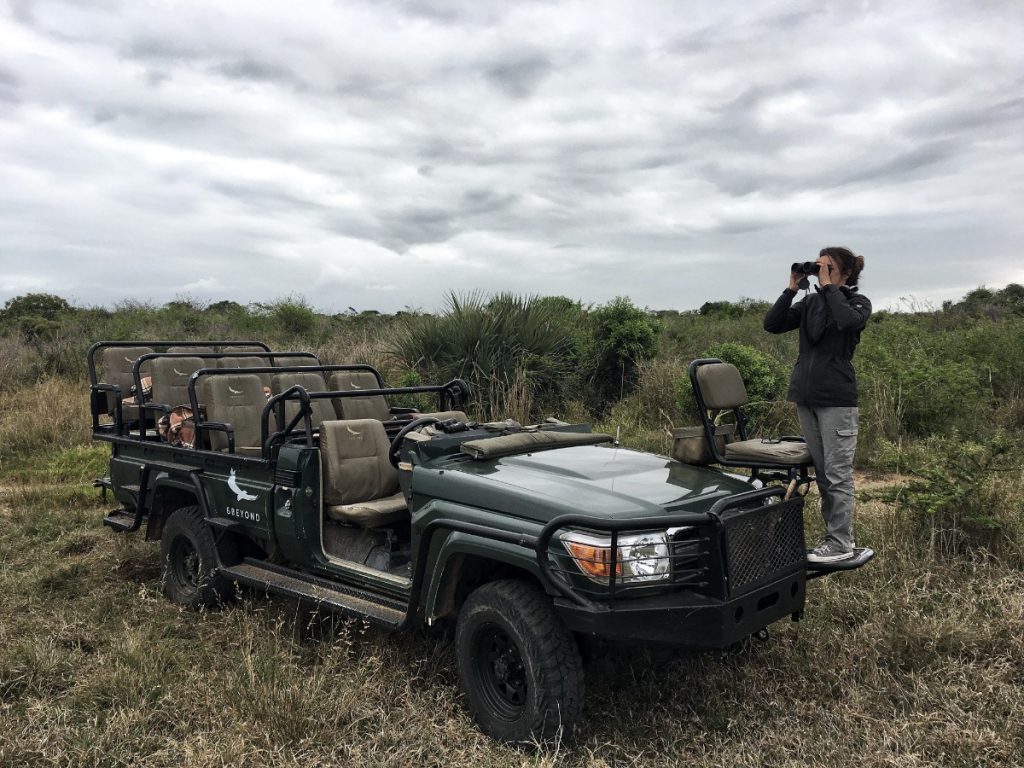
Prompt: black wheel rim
<box><xmin>471</xmin><ymin>622</ymin><xmax>528</xmax><ymax>721</ymax></box>
<box><xmin>170</xmin><ymin>535</ymin><xmax>201</xmax><ymax>593</ymax></box>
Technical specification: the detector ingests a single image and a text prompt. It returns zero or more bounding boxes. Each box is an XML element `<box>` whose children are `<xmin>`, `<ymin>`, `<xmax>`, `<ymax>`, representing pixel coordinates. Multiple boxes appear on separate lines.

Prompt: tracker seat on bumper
<box><xmin>691</xmin><ymin>360</ymin><xmax>812</xmax><ymax>467</ymax></box>
<box><xmin>320</xmin><ymin>419</ymin><xmax>408</xmax><ymax>527</ymax></box>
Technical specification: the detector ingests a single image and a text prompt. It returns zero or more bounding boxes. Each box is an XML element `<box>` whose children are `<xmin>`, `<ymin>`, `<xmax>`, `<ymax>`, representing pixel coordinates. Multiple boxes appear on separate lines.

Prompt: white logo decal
<box><xmin>227</xmin><ymin>468</ymin><xmax>258</xmax><ymax>502</ymax></box>
<box><xmin>346</xmin><ymin>425</ymin><xmax>362</xmax><ymax>436</ymax></box>
<box><xmin>124</xmin><ymin>356</ymin><xmax>134</xmax><ymax>364</ymax></box>
<box><xmin>228</xmin><ymin>386</ymin><xmax>243</xmax><ymax>395</ymax></box>
<box><xmin>349</xmin><ymin>382</ymin><xmax>362</xmax><ymax>390</ymax></box>
<box><xmin>173</xmin><ymin>368</ymin><xmax>187</xmax><ymax>376</ymax></box>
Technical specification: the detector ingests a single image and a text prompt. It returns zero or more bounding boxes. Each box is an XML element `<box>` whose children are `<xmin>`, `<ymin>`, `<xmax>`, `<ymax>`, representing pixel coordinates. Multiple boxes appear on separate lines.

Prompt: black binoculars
<box><xmin>791</xmin><ymin>261</ymin><xmax>825</xmax><ymax>275</ymax></box>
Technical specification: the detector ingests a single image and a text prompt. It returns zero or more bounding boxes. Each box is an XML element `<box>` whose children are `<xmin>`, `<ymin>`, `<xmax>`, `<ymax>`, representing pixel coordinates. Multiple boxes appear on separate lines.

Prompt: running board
<box><xmin>806</xmin><ymin>547</ymin><xmax>874</xmax><ymax>579</ymax></box>
<box><xmin>219</xmin><ymin>560</ymin><xmax>408</xmax><ymax>628</ymax></box>
<box><xmin>103</xmin><ymin>509</ymin><xmax>144</xmax><ymax>532</ymax></box>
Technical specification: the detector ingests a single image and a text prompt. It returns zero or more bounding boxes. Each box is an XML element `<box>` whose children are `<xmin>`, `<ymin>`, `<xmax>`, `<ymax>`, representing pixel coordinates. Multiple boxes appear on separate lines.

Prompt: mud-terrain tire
<box><xmin>455</xmin><ymin>579</ymin><xmax>584</xmax><ymax>745</ymax></box>
<box><xmin>160</xmin><ymin>505</ymin><xmax>231</xmax><ymax>609</ymax></box>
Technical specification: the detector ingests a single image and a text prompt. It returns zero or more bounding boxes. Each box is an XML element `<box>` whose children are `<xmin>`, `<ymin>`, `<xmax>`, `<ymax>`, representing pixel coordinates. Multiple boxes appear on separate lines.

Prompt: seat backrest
<box><xmin>221</xmin><ymin>344</ymin><xmax>268</xmax><ymax>354</ymax></box>
<box><xmin>328</xmin><ymin>370</ymin><xmax>391</xmax><ymax>421</ymax></box>
<box><xmin>167</xmin><ymin>346</ymin><xmax>214</xmax><ymax>354</ymax></box>
<box><xmin>99</xmin><ymin>345</ymin><xmax>154</xmax><ymax>390</ymax></box>
<box><xmin>695</xmin><ymin>363</ymin><xmax>749</xmax><ymax>410</ymax></box>
<box><xmin>99</xmin><ymin>345</ymin><xmax>155</xmax><ymax>414</ymax></box>
<box><xmin>320</xmin><ymin>419</ymin><xmax>398</xmax><ymax>506</ymax></box>
<box><xmin>150</xmin><ymin>356</ymin><xmax>206</xmax><ymax>408</ymax></box>
<box><xmin>220</xmin><ymin>356</ymin><xmax>273</xmax><ymax>387</ymax></box>
<box><xmin>271</xmin><ymin>372</ymin><xmax>335</xmax><ymax>430</ymax></box>
<box><xmin>199</xmin><ymin>373</ymin><xmax>267</xmax><ymax>452</ymax></box>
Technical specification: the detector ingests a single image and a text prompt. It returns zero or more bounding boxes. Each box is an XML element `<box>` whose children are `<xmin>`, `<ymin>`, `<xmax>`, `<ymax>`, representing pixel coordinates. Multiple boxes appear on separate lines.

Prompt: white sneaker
<box><xmin>807</xmin><ymin>542</ymin><xmax>855</xmax><ymax>563</ymax></box>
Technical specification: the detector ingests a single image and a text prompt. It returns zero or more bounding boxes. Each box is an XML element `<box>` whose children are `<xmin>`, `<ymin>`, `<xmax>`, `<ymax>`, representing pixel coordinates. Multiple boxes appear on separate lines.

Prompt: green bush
<box><xmin>591</xmin><ymin>297</ymin><xmax>660</xmax><ymax>403</ymax></box>
<box><xmin>390</xmin><ymin>292</ymin><xmax>580</xmax><ymax>421</ymax></box>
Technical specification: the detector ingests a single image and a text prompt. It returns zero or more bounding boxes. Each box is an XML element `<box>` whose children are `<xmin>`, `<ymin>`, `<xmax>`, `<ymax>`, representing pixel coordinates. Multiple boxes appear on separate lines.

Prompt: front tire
<box><xmin>455</xmin><ymin>579</ymin><xmax>583</xmax><ymax>745</ymax></box>
<box><xmin>160</xmin><ymin>505</ymin><xmax>230</xmax><ymax>609</ymax></box>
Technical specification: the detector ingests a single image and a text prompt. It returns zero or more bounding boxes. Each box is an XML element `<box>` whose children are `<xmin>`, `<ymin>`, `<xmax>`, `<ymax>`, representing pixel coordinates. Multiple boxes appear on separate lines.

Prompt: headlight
<box><xmin>560</xmin><ymin>530</ymin><xmax>671</xmax><ymax>585</ymax></box>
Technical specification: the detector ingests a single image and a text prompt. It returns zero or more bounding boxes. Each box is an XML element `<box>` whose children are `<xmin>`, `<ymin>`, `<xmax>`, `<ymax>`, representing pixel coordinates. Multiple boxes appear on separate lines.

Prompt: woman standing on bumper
<box><xmin>764</xmin><ymin>247</ymin><xmax>871</xmax><ymax>563</ymax></box>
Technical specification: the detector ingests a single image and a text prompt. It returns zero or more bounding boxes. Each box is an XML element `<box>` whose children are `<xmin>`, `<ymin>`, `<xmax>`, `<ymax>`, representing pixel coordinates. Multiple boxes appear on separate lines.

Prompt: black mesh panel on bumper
<box><xmin>722</xmin><ymin>497</ymin><xmax>805</xmax><ymax>595</ymax></box>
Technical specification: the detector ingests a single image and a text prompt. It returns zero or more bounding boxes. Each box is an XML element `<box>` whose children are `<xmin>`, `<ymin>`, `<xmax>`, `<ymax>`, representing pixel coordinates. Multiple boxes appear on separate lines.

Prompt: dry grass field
<box><xmin>1</xmin><ymin>382</ymin><xmax>1022</xmax><ymax>767</ymax></box>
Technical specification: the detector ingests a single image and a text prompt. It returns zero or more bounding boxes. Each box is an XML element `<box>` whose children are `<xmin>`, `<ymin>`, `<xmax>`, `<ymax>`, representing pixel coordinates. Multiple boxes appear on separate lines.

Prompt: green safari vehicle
<box><xmin>88</xmin><ymin>341</ymin><xmax>873</xmax><ymax>744</ymax></box>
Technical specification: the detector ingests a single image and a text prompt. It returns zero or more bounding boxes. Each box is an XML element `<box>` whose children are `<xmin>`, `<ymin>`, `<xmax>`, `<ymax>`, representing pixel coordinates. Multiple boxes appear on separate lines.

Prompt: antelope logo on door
<box><xmin>227</xmin><ymin>468</ymin><xmax>258</xmax><ymax>502</ymax></box>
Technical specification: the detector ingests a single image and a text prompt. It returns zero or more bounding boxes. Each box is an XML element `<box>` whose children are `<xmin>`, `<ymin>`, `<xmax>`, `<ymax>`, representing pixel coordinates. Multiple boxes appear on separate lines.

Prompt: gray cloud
<box><xmin>0</xmin><ymin>0</ymin><xmax>1022</xmax><ymax>314</ymax></box>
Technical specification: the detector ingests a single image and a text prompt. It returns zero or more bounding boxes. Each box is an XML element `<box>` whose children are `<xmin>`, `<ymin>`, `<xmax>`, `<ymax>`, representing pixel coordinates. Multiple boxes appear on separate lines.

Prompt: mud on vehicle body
<box><xmin>88</xmin><ymin>340</ymin><xmax>873</xmax><ymax>745</ymax></box>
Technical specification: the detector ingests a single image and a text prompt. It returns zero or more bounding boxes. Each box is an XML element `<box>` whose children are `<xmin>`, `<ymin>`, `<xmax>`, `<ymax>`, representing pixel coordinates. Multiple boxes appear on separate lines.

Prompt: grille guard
<box><xmin>536</xmin><ymin>486</ymin><xmax>805</xmax><ymax>610</ymax></box>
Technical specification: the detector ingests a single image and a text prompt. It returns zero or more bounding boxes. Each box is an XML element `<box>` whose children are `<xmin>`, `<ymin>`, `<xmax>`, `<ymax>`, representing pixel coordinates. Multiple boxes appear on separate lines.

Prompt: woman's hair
<box><xmin>820</xmin><ymin>246</ymin><xmax>865</xmax><ymax>287</ymax></box>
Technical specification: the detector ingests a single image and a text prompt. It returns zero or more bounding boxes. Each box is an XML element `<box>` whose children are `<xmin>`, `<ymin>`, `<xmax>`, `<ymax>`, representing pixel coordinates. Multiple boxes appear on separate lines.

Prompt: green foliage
<box><xmin>856</xmin><ymin>316</ymin><xmax>990</xmax><ymax>440</ymax></box>
<box><xmin>591</xmin><ymin>297</ymin><xmax>660</xmax><ymax>401</ymax></box>
<box><xmin>390</xmin><ymin>292</ymin><xmax>580</xmax><ymax>420</ymax></box>
<box><xmin>0</xmin><ymin>293</ymin><xmax>72</xmax><ymax>343</ymax></box>
<box><xmin>698</xmin><ymin>298</ymin><xmax>771</xmax><ymax>318</ymax></box>
<box><xmin>945</xmin><ymin>283</ymin><xmax>1024</xmax><ymax>317</ymax></box>
<box><xmin>269</xmin><ymin>297</ymin><xmax>319</xmax><ymax>338</ymax></box>
<box><xmin>871</xmin><ymin>432</ymin><xmax>1022</xmax><ymax>560</ymax></box>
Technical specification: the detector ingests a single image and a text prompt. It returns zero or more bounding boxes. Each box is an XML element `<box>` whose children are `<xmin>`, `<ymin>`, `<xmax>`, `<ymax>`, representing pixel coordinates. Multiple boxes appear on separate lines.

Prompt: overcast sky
<box><xmin>1</xmin><ymin>0</ymin><xmax>1022</xmax><ymax>314</ymax></box>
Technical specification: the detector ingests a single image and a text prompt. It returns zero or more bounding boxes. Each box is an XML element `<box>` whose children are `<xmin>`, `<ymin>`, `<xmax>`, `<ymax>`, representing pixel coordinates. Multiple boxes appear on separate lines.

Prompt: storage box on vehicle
<box><xmin>671</xmin><ymin>424</ymin><xmax>735</xmax><ymax>465</ymax></box>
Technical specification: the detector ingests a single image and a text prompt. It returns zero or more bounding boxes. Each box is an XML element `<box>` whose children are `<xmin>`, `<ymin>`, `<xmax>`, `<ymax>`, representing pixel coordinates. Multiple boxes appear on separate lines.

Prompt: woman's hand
<box><xmin>788</xmin><ymin>270</ymin><xmax>802</xmax><ymax>291</ymax></box>
<box><xmin>816</xmin><ymin>254</ymin><xmax>838</xmax><ymax>286</ymax></box>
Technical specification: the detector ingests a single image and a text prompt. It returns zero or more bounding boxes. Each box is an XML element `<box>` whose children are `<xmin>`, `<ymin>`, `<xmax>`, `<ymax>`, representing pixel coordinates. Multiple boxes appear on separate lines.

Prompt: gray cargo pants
<box><xmin>796</xmin><ymin>405</ymin><xmax>858</xmax><ymax>551</ymax></box>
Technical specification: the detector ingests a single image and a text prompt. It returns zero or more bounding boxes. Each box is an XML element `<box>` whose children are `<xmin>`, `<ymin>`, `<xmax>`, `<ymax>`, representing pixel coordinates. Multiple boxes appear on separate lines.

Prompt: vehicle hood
<box><xmin>417</xmin><ymin>444</ymin><xmax>756</xmax><ymax>523</ymax></box>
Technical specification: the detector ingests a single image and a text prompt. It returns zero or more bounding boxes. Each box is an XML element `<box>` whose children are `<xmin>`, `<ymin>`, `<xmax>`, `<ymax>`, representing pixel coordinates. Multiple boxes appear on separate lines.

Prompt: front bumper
<box><xmin>555</xmin><ymin>569</ymin><xmax>806</xmax><ymax>649</ymax></box>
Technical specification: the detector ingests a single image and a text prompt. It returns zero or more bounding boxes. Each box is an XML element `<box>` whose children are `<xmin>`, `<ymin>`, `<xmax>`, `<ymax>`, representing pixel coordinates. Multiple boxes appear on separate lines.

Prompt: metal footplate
<box><xmin>219</xmin><ymin>559</ymin><xmax>408</xmax><ymax>627</ymax></box>
<box><xmin>806</xmin><ymin>547</ymin><xmax>875</xmax><ymax>579</ymax></box>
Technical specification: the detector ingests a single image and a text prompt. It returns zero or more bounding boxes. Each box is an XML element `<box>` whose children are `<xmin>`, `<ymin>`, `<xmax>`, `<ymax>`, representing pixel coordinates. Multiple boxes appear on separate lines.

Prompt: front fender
<box><xmin>425</xmin><ymin>533</ymin><xmax>546</xmax><ymax>622</ymax></box>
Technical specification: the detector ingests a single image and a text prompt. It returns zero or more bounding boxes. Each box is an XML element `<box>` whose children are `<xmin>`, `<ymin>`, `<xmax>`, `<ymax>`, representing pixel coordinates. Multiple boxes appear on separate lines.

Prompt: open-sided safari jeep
<box><xmin>88</xmin><ymin>341</ymin><xmax>873</xmax><ymax>744</ymax></box>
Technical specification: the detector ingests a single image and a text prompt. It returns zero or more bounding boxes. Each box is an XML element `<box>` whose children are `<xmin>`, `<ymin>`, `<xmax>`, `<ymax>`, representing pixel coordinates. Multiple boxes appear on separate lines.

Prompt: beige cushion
<box><xmin>272</xmin><ymin>372</ymin><xmax>335</xmax><ymax>430</ymax></box>
<box><xmin>461</xmin><ymin>430</ymin><xmax>613</xmax><ymax>459</ymax></box>
<box><xmin>326</xmin><ymin>492</ymin><xmax>408</xmax><ymax>526</ymax></box>
<box><xmin>199</xmin><ymin>374</ymin><xmax>267</xmax><ymax>453</ymax></box>
<box><xmin>724</xmin><ymin>439</ymin><xmax>811</xmax><ymax>465</ymax></box>
<box><xmin>696</xmin><ymin>363</ymin><xmax>749</xmax><ymax>410</ymax></box>
<box><xmin>329</xmin><ymin>370</ymin><xmax>391</xmax><ymax>421</ymax></box>
<box><xmin>151</xmin><ymin>356</ymin><xmax>206</xmax><ymax>408</ymax></box>
<box><xmin>320</xmin><ymin>419</ymin><xmax>400</xmax><ymax>517</ymax></box>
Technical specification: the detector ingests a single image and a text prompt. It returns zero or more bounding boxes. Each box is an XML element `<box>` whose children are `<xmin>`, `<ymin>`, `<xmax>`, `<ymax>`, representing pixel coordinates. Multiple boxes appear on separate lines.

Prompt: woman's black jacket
<box><xmin>763</xmin><ymin>285</ymin><xmax>872</xmax><ymax>407</ymax></box>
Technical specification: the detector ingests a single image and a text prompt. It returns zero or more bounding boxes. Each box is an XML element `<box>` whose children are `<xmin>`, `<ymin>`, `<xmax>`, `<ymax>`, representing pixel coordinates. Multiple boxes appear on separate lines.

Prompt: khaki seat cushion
<box><xmin>199</xmin><ymin>374</ymin><xmax>267</xmax><ymax>453</ymax></box>
<box><xmin>326</xmin><ymin>492</ymin><xmax>408</xmax><ymax>526</ymax></box>
<box><xmin>329</xmin><ymin>370</ymin><xmax>391</xmax><ymax>421</ymax></box>
<box><xmin>151</xmin><ymin>356</ymin><xmax>206</xmax><ymax>409</ymax></box>
<box><xmin>99</xmin><ymin>346</ymin><xmax>154</xmax><ymax>415</ymax></box>
<box><xmin>320</xmin><ymin>419</ymin><xmax>406</xmax><ymax>527</ymax></box>
<box><xmin>271</xmin><ymin>372</ymin><xmax>335</xmax><ymax>430</ymax></box>
<box><xmin>695</xmin><ymin>363</ymin><xmax>749</xmax><ymax>410</ymax></box>
<box><xmin>724</xmin><ymin>439</ymin><xmax>811</xmax><ymax>465</ymax></box>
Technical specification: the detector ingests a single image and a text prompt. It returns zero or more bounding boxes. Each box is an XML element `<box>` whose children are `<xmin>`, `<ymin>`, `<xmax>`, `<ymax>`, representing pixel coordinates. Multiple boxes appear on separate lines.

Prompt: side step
<box><xmin>219</xmin><ymin>560</ymin><xmax>408</xmax><ymax>628</ymax></box>
<box><xmin>806</xmin><ymin>547</ymin><xmax>874</xmax><ymax>579</ymax></box>
<box><xmin>103</xmin><ymin>509</ymin><xmax>144</xmax><ymax>532</ymax></box>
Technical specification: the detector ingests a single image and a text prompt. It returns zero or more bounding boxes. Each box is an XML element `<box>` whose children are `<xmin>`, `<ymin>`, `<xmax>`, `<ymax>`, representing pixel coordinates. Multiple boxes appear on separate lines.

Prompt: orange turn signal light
<box><xmin>562</xmin><ymin>540</ymin><xmax>621</xmax><ymax>580</ymax></box>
